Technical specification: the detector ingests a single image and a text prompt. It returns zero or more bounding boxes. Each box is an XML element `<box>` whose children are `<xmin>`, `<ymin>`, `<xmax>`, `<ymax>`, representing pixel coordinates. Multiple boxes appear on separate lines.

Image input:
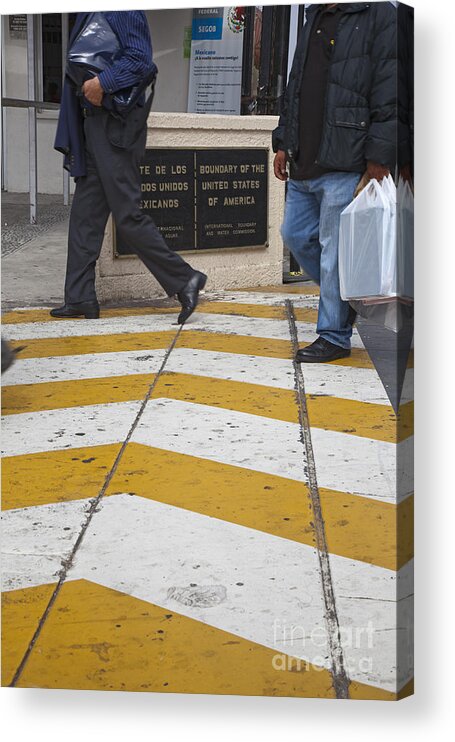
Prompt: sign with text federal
<box><xmin>187</xmin><ymin>7</ymin><xmax>244</xmax><ymax>115</ymax></box>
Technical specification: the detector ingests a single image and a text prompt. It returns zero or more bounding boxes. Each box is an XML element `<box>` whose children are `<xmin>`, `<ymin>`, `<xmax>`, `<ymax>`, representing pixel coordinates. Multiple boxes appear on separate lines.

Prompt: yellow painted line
<box><xmin>5</xmin><ymin>580</ymin><xmax>405</xmax><ymax>699</ymax></box>
<box><xmin>154</xmin><ymin>372</ymin><xmax>411</xmax><ymax>443</ymax></box>
<box><xmin>1</xmin><ymin>373</ymin><xmax>154</xmax><ymax>416</ymax></box>
<box><xmin>1</xmin><ymin>369</ymin><xmax>410</xmax><ymax>443</ymax></box>
<box><xmin>202</xmin><ymin>302</ymin><xmax>317</xmax><ymax>322</ymax></box>
<box><xmin>4</xmin><ymin>578</ymin><xmax>391</xmax><ymax>699</ymax></box>
<box><xmin>1</xmin><ymin>444</ymin><xmax>122</xmax><ymax>511</ymax></box>
<box><xmin>2</xmin><ymin>444</ymin><xmax>413</xmax><ymax>570</ymax></box>
<box><xmin>238</xmin><ymin>284</ymin><xmax>320</xmax><ymax>295</ymax></box>
<box><xmin>179</xmin><ymin>331</ymin><xmax>294</xmax><ymax>360</ymax></box>
<box><xmin>178</xmin><ymin>332</ymin><xmax>382</xmax><ymax>370</ymax></box>
<box><xmin>6</xmin><ymin>330</ymin><xmax>379</xmax><ymax>369</ymax></box>
<box><xmin>7</xmin><ymin>331</ymin><xmax>178</xmax><ymax>360</ymax></box>
<box><xmin>2</xmin><ymin>302</ymin><xmax>317</xmax><ymax>325</ymax></box>
<box><xmin>349</xmin><ymin>677</ymin><xmax>413</xmax><ymax>701</ymax></box>
<box><xmin>1</xmin><ymin>582</ymin><xmax>56</xmax><ymax>686</ymax></box>
<box><xmin>106</xmin><ymin>444</ymin><xmax>413</xmax><ymax>571</ymax></box>
<box><xmin>2</xmin><ymin>306</ymin><xmax>179</xmax><ymax>324</ymax></box>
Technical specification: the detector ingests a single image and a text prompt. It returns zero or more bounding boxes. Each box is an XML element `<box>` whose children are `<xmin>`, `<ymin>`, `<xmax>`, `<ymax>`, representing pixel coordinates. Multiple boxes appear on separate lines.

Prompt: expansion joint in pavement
<box><xmin>285</xmin><ymin>299</ymin><xmax>351</xmax><ymax>700</ymax></box>
<box><xmin>8</xmin><ymin>324</ymin><xmax>184</xmax><ymax>687</ymax></box>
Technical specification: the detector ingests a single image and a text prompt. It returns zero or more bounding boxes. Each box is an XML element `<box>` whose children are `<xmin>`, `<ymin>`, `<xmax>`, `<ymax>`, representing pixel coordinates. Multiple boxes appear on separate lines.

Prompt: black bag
<box><xmin>66</xmin><ymin>12</ymin><xmax>156</xmax><ymax>116</ymax></box>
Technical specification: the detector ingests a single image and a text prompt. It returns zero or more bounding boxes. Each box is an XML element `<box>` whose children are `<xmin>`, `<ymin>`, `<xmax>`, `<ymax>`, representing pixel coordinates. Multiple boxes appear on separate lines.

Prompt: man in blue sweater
<box><xmin>53</xmin><ymin>11</ymin><xmax>206</xmax><ymax>323</ymax></box>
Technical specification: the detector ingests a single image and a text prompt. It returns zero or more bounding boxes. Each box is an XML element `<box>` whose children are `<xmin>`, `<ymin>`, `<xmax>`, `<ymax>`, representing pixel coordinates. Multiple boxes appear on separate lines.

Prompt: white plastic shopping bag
<box><xmin>339</xmin><ymin>175</ymin><xmax>404</xmax><ymax>301</ymax></box>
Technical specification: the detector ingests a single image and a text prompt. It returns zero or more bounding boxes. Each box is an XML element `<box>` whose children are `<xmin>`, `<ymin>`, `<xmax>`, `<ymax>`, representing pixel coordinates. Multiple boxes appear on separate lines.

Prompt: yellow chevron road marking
<box><xmin>1</xmin><ymin>582</ymin><xmax>56</xmax><ymax>686</ymax></box>
<box><xmin>7</xmin><ymin>330</ymin><xmax>381</xmax><ymax>369</ymax></box>
<box><xmin>200</xmin><ymin>302</ymin><xmax>317</xmax><ymax>323</ymax></box>
<box><xmin>2</xmin><ymin>444</ymin><xmax>413</xmax><ymax>570</ymax></box>
<box><xmin>1</xmin><ymin>374</ymin><xmax>155</xmax><ymax>415</ymax></box>
<box><xmin>2</xmin><ymin>369</ymin><xmax>412</xmax><ymax>443</ymax></box>
<box><xmin>178</xmin><ymin>333</ymin><xmax>384</xmax><ymax>369</ymax></box>
<box><xmin>3</xmin><ymin>579</ymin><xmax>401</xmax><ymax>699</ymax></box>
<box><xmin>7</xmin><ymin>331</ymin><xmax>291</xmax><ymax>361</ymax></box>
<box><xmin>153</xmin><ymin>372</ymin><xmax>412</xmax><ymax>442</ymax></box>
<box><xmin>2</xmin><ymin>302</ymin><xmax>317</xmax><ymax>325</ymax></box>
<box><xmin>239</xmin><ymin>284</ymin><xmax>320</xmax><ymax>295</ymax></box>
<box><xmin>106</xmin><ymin>444</ymin><xmax>413</xmax><ymax>571</ymax></box>
<box><xmin>2</xmin><ymin>444</ymin><xmax>122</xmax><ymax>511</ymax></box>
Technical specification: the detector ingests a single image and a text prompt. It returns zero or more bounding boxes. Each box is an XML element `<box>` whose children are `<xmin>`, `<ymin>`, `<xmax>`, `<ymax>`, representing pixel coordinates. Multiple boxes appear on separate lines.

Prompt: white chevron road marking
<box><xmin>1</xmin><ymin>498</ymin><xmax>90</xmax><ymax>592</ymax></box>
<box><xmin>133</xmin><ymin>400</ymin><xmax>410</xmax><ymax>504</ymax></box>
<box><xmin>1</xmin><ymin>402</ymin><xmax>142</xmax><ymax>458</ymax></box>
<box><xmin>1</xmin><ymin>494</ymin><xmax>413</xmax><ymax>693</ymax></box>
<box><xmin>1</xmin><ymin>399</ymin><xmax>410</xmax><ymax>503</ymax></box>
<box><xmin>3</xmin><ymin>313</ymin><xmax>366</xmax><ymax>349</ymax></box>
<box><xmin>3</xmin><ymin>347</ymin><xmax>392</xmax><ymax>405</ymax></box>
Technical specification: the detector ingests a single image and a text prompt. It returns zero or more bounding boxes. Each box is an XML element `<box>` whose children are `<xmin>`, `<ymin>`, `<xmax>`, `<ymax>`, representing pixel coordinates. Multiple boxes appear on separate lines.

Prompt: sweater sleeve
<box><xmin>97</xmin><ymin>11</ymin><xmax>157</xmax><ymax>94</ymax></box>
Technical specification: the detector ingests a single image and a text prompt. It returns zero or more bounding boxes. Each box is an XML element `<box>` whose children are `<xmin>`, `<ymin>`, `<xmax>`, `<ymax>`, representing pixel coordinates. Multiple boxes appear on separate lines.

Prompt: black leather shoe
<box><xmin>295</xmin><ymin>337</ymin><xmax>351</xmax><ymax>363</ymax></box>
<box><xmin>177</xmin><ymin>271</ymin><xmax>207</xmax><ymax>324</ymax></box>
<box><xmin>50</xmin><ymin>300</ymin><xmax>100</xmax><ymax>319</ymax></box>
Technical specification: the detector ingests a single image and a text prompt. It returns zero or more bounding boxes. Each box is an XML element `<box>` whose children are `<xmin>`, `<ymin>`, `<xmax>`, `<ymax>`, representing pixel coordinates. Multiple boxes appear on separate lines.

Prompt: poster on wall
<box><xmin>187</xmin><ymin>6</ymin><xmax>245</xmax><ymax>114</ymax></box>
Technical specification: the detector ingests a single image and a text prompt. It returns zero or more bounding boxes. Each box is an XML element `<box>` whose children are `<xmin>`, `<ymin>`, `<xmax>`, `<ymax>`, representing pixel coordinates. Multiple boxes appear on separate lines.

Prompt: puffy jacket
<box><xmin>272</xmin><ymin>2</ymin><xmax>398</xmax><ymax>173</ymax></box>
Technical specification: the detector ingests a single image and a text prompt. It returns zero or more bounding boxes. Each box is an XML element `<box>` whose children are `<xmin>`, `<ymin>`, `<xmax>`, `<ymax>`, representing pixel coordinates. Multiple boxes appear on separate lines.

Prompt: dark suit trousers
<box><xmin>64</xmin><ymin>108</ymin><xmax>194</xmax><ymax>303</ymax></box>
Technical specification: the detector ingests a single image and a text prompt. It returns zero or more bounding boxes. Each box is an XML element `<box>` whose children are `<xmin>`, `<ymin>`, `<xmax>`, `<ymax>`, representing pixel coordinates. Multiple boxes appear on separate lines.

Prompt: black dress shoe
<box><xmin>177</xmin><ymin>271</ymin><xmax>207</xmax><ymax>324</ymax></box>
<box><xmin>50</xmin><ymin>300</ymin><xmax>100</xmax><ymax>319</ymax></box>
<box><xmin>295</xmin><ymin>336</ymin><xmax>351</xmax><ymax>363</ymax></box>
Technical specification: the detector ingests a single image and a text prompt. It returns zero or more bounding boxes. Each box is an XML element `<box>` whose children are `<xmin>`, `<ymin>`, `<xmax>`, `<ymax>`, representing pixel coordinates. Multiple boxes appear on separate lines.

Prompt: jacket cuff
<box><xmin>98</xmin><ymin>68</ymin><xmax>117</xmax><ymax>95</ymax></box>
<box><xmin>272</xmin><ymin>128</ymin><xmax>284</xmax><ymax>153</ymax></box>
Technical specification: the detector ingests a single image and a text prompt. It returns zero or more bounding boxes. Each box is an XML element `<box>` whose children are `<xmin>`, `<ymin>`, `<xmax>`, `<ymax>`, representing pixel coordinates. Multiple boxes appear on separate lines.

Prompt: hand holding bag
<box><xmin>66</xmin><ymin>12</ymin><xmax>156</xmax><ymax>116</ymax></box>
<box><xmin>339</xmin><ymin>175</ymin><xmax>401</xmax><ymax>301</ymax></box>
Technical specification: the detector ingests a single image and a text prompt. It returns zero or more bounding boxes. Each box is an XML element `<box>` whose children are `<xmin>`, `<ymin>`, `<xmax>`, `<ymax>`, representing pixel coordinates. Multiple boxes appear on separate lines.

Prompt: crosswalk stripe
<box><xmin>2</xmin><ymin>313</ymin><xmax>366</xmax><ymax>348</ymax></box>
<box><xmin>239</xmin><ymin>284</ymin><xmax>320</xmax><ymax>295</ymax></box>
<box><xmin>1</xmin><ymin>286</ymin><xmax>413</xmax><ymax>699</ymax></box>
<box><xmin>3</xmin><ymin>347</ymin><xmax>400</xmax><ymax>405</ymax></box>
<box><xmin>1</xmin><ymin>444</ymin><xmax>122</xmax><ymax>511</ymax></box>
<box><xmin>2</xmin><ymin>495</ymin><xmax>413</xmax><ymax>693</ymax></box>
<box><xmin>1</xmin><ymin>400</ymin><xmax>411</xmax><ymax>504</ymax></box>
<box><xmin>7</xmin><ymin>330</ymin><xmax>379</xmax><ymax>368</ymax></box>
<box><xmin>1</xmin><ymin>582</ymin><xmax>57</xmax><ymax>687</ymax></box>
<box><xmin>1</xmin><ymin>498</ymin><xmax>90</xmax><ymax>593</ymax></box>
<box><xmin>152</xmin><ymin>372</ymin><xmax>411</xmax><ymax>442</ymax></box>
<box><xmin>2</xmin><ymin>579</ymin><xmax>337</xmax><ymax>697</ymax></box>
<box><xmin>1</xmin><ymin>369</ymin><xmax>411</xmax><ymax>443</ymax></box>
<box><xmin>133</xmin><ymin>400</ymin><xmax>411</xmax><ymax>504</ymax></box>
<box><xmin>1</xmin><ymin>444</ymin><xmax>413</xmax><ymax>570</ymax></box>
<box><xmin>1</xmin><ymin>374</ymin><xmax>154</xmax><ymax>416</ymax></box>
<box><xmin>0</xmin><ymin>402</ymin><xmax>140</xmax><ymax>458</ymax></box>
<box><xmin>3</xmin><ymin>578</ymin><xmax>404</xmax><ymax>699</ymax></box>
<box><xmin>1</xmin><ymin>301</ymin><xmax>318</xmax><ymax>325</ymax></box>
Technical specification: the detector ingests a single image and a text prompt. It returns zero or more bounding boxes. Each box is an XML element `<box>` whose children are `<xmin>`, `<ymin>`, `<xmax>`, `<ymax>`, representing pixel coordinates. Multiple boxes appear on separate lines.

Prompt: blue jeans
<box><xmin>281</xmin><ymin>172</ymin><xmax>360</xmax><ymax>349</ymax></box>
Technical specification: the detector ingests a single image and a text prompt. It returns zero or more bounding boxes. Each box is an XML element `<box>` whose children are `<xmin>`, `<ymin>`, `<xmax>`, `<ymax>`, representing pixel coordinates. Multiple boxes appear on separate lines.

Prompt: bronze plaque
<box><xmin>114</xmin><ymin>148</ymin><xmax>268</xmax><ymax>256</ymax></box>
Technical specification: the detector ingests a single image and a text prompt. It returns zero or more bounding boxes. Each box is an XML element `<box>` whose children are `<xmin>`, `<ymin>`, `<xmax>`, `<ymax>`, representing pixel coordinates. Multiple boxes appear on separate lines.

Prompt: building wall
<box><xmin>2</xmin><ymin>10</ymin><xmax>194</xmax><ymax>194</ymax></box>
<box><xmin>147</xmin><ymin>8</ymin><xmax>193</xmax><ymax>114</ymax></box>
<box><xmin>96</xmin><ymin>112</ymin><xmax>283</xmax><ymax>300</ymax></box>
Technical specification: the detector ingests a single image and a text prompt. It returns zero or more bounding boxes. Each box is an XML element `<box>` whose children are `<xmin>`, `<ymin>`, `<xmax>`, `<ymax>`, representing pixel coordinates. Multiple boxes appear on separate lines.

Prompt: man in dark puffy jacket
<box><xmin>273</xmin><ymin>2</ymin><xmax>397</xmax><ymax>362</ymax></box>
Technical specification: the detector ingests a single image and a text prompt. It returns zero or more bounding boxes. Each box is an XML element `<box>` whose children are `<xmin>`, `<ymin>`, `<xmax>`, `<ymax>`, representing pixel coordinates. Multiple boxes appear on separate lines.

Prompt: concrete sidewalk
<box><xmin>2</xmin><ymin>219</ymin><xmax>69</xmax><ymax>309</ymax></box>
<box><xmin>1</xmin><ymin>287</ymin><xmax>413</xmax><ymax>698</ymax></box>
<box><xmin>1</xmin><ymin>187</ymin><xmax>70</xmax><ymax>311</ymax></box>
